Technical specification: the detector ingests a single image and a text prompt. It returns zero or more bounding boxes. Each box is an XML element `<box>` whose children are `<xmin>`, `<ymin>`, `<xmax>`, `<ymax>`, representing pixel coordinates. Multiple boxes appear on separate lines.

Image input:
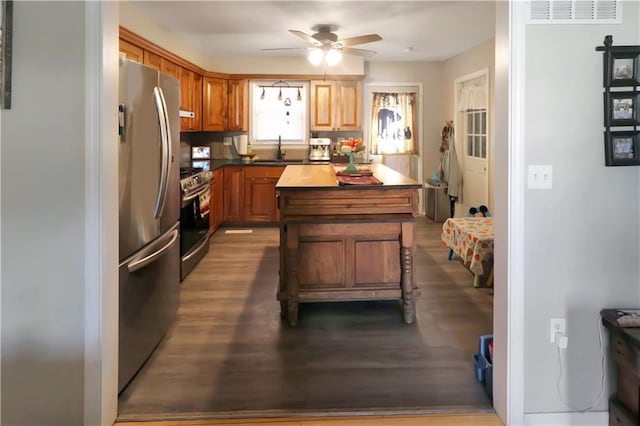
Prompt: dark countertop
<box><xmin>194</xmin><ymin>159</ymin><xmax>368</xmax><ymax>171</ymax></box>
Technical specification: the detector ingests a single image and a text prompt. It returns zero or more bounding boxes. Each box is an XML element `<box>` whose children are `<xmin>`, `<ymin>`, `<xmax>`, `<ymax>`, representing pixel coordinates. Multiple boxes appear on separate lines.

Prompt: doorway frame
<box><xmin>453</xmin><ymin>68</ymin><xmax>490</xmax><ymax>214</ymax></box>
<box><xmin>82</xmin><ymin>4</ymin><xmax>526</xmax><ymax>426</ymax></box>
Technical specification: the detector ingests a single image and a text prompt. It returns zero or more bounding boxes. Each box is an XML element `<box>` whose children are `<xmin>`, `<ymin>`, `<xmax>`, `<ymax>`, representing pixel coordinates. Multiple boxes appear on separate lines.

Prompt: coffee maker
<box><xmin>309</xmin><ymin>137</ymin><xmax>331</xmax><ymax>161</ymax></box>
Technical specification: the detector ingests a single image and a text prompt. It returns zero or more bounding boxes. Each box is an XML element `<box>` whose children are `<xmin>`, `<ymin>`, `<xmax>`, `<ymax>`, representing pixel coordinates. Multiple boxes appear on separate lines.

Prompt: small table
<box><xmin>441</xmin><ymin>217</ymin><xmax>494</xmax><ymax>287</ymax></box>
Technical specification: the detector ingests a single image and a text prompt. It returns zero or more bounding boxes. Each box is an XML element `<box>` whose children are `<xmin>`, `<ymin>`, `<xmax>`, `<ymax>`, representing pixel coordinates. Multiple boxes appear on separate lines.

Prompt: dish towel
<box><xmin>198</xmin><ymin>191</ymin><xmax>210</xmax><ymax>218</ymax></box>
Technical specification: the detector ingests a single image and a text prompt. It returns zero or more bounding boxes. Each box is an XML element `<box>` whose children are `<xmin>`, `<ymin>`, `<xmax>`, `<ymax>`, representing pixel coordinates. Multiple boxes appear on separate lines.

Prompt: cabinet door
<box><xmin>245</xmin><ymin>167</ymin><xmax>284</xmax><ymax>222</ymax></box>
<box><xmin>245</xmin><ymin>177</ymin><xmax>278</xmax><ymax>222</ymax></box>
<box><xmin>202</xmin><ymin>77</ymin><xmax>228</xmax><ymax>131</ymax></box>
<box><xmin>143</xmin><ymin>50</ymin><xmax>162</xmax><ymax>70</ymax></box>
<box><xmin>180</xmin><ymin>67</ymin><xmax>203</xmax><ymax>132</ymax></box>
<box><xmin>227</xmin><ymin>79</ymin><xmax>248</xmax><ymax>131</ymax></box>
<box><xmin>310</xmin><ymin>81</ymin><xmax>335</xmax><ymax>131</ymax></box>
<box><xmin>223</xmin><ymin>167</ymin><xmax>244</xmax><ymax>222</ymax></box>
<box><xmin>335</xmin><ymin>81</ymin><xmax>362</xmax><ymax>131</ymax></box>
<box><xmin>119</xmin><ymin>39</ymin><xmax>143</xmax><ymax>63</ymax></box>
<box><xmin>209</xmin><ymin>169</ymin><xmax>224</xmax><ymax>235</ymax></box>
<box><xmin>213</xmin><ymin>169</ymin><xmax>224</xmax><ymax>229</ymax></box>
<box><xmin>160</xmin><ymin>59</ymin><xmax>181</xmax><ymax>81</ymax></box>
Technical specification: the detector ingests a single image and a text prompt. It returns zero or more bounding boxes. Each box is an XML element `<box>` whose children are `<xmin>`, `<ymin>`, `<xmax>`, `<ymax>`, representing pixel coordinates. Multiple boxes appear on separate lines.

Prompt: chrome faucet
<box><xmin>276</xmin><ymin>135</ymin><xmax>286</xmax><ymax>160</ymax></box>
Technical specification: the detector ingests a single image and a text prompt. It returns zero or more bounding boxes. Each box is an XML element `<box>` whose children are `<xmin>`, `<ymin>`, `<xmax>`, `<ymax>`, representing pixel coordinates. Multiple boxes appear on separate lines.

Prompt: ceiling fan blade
<box><xmin>289</xmin><ymin>30</ymin><xmax>322</xmax><ymax>46</ymax></box>
<box><xmin>336</xmin><ymin>34</ymin><xmax>382</xmax><ymax>47</ymax></box>
<box><xmin>260</xmin><ymin>47</ymin><xmax>307</xmax><ymax>51</ymax></box>
<box><xmin>340</xmin><ymin>46</ymin><xmax>377</xmax><ymax>56</ymax></box>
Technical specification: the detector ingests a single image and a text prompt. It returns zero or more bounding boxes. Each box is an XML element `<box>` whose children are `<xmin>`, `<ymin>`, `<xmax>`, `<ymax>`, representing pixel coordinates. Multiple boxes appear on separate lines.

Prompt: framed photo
<box><xmin>0</xmin><ymin>0</ymin><xmax>13</xmax><ymax>109</ymax></box>
<box><xmin>605</xmin><ymin>92</ymin><xmax>640</xmax><ymax>126</ymax></box>
<box><xmin>605</xmin><ymin>131</ymin><xmax>640</xmax><ymax>166</ymax></box>
<box><xmin>606</xmin><ymin>52</ymin><xmax>640</xmax><ymax>87</ymax></box>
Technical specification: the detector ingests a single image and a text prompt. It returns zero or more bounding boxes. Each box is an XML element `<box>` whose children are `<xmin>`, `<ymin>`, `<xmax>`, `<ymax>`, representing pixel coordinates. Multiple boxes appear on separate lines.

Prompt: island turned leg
<box><xmin>286</xmin><ymin>224</ymin><xmax>299</xmax><ymax>326</ymax></box>
<box><xmin>401</xmin><ymin>222</ymin><xmax>416</xmax><ymax>324</ymax></box>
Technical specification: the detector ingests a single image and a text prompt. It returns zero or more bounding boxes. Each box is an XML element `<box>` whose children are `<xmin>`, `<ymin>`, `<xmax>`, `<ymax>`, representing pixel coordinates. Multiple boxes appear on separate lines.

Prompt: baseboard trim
<box><xmin>524</xmin><ymin>411</ymin><xmax>608</xmax><ymax>426</ymax></box>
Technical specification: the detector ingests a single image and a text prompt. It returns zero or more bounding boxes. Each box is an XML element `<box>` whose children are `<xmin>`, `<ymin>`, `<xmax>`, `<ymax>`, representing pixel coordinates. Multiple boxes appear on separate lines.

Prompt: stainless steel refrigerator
<box><xmin>118</xmin><ymin>58</ymin><xmax>180</xmax><ymax>393</ymax></box>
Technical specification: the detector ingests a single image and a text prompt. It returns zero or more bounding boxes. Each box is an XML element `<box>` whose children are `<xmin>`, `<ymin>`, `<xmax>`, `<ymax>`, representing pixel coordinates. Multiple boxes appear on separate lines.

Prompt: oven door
<box><xmin>180</xmin><ymin>184</ymin><xmax>210</xmax><ymax>280</ymax></box>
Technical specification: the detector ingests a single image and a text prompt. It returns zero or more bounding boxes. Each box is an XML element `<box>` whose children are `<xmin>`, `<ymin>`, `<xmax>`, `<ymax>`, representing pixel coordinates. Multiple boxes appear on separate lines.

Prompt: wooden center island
<box><xmin>276</xmin><ymin>163</ymin><xmax>422</xmax><ymax>326</ymax></box>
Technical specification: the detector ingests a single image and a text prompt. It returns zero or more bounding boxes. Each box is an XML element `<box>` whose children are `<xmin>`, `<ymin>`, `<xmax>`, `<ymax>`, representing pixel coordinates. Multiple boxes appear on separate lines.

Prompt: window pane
<box><xmin>481</xmin><ymin>111</ymin><xmax>487</xmax><ymax>134</ymax></box>
<box><xmin>467</xmin><ymin>135</ymin><xmax>473</xmax><ymax>156</ymax></box>
<box><xmin>467</xmin><ymin>112</ymin><xmax>473</xmax><ymax>132</ymax></box>
<box><xmin>474</xmin><ymin>112</ymin><xmax>481</xmax><ymax>134</ymax></box>
<box><xmin>251</xmin><ymin>82</ymin><xmax>308</xmax><ymax>143</ymax></box>
<box><xmin>474</xmin><ymin>135</ymin><xmax>481</xmax><ymax>158</ymax></box>
<box><xmin>481</xmin><ymin>136</ymin><xmax>487</xmax><ymax>158</ymax></box>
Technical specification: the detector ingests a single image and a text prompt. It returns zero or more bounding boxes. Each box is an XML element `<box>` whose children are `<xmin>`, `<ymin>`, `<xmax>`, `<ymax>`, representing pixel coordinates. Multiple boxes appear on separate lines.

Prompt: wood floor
<box><xmin>117</xmin><ymin>217</ymin><xmax>494</xmax><ymax>422</ymax></box>
<box><xmin>117</xmin><ymin>412</ymin><xmax>503</xmax><ymax>425</ymax></box>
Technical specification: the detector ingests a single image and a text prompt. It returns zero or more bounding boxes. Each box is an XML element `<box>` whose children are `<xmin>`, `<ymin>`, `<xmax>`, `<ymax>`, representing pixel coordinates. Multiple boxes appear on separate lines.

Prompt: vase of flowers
<box><xmin>340</xmin><ymin>138</ymin><xmax>365</xmax><ymax>173</ymax></box>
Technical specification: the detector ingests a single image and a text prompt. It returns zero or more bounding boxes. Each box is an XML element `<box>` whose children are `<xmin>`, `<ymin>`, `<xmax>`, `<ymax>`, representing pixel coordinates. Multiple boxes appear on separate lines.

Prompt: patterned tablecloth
<box><xmin>441</xmin><ymin>217</ymin><xmax>494</xmax><ymax>275</ymax></box>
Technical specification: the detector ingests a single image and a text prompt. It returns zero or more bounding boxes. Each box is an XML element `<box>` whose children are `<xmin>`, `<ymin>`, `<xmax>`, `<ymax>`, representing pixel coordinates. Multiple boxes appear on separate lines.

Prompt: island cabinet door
<box><xmin>223</xmin><ymin>167</ymin><xmax>244</xmax><ymax>223</ymax></box>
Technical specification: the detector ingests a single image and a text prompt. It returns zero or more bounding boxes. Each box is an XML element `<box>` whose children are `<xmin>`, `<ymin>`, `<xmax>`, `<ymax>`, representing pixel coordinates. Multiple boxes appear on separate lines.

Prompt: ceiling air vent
<box><xmin>528</xmin><ymin>0</ymin><xmax>621</xmax><ymax>24</ymax></box>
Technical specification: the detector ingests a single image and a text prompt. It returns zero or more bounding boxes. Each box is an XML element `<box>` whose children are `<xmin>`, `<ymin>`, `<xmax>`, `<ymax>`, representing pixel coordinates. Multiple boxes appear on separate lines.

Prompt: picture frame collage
<box><xmin>598</xmin><ymin>36</ymin><xmax>640</xmax><ymax>166</ymax></box>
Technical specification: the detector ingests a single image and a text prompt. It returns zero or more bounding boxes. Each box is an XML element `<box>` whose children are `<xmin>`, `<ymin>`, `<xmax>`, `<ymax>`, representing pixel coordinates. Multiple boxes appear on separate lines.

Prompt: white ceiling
<box><xmin>129</xmin><ymin>1</ymin><xmax>497</xmax><ymax>62</ymax></box>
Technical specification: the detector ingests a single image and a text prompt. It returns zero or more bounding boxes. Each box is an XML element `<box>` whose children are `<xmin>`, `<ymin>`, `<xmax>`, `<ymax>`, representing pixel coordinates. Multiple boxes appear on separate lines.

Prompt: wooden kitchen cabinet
<box><xmin>143</xmin><ymin>50</ymin><xmax>162</xmax><ymax>70</ymax></box>
<box><xmin>119</xmin><ymin>39</ymin><xmax>143</xmax><ymax>63</ymax></box>
<box><xmin>310</xmin><ymin>80</ymin><xmax>362</xmax><ymax>131</ymax></box>
<box><xmin>223</xmin><ymin>167</ymin><xmax>244</xmax><ymax>223</ymax></box>
<box><xmin>244</xmin><ymin>167</ymin><xmax>285</xmax><ymax>223</ymax></box>
<box><xmin>209</xmin><ymin>168</ymin><xmax>224</xmax><ymax>235</ymax></box>
<box><xmin>227</xmin><ymin>79</ymin><xmax>249</xmax><ymax>131</ymax></box>
<box><xmin>180</xmin><ymin>67</ymin><xmax>203</xmax><ymax>132</ymax></box>
<box><xmin>202</xmin><ymin>77</ymin><xmax>228</xmax><ymax>131</ymax></box>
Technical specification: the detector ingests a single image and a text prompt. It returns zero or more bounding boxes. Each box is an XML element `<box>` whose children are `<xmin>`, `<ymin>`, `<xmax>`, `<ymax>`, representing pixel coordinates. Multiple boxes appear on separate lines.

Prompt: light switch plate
<box><xmin>528</xmin><ymin>165</ymin><xmax>553</xmax><ymax>189</ymax></box>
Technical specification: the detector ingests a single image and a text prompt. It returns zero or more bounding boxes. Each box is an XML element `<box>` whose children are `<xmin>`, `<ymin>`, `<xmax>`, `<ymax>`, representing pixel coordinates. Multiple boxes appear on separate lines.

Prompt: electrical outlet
<box><xmin>550</xmin><ymin>317</ymin><xmax>566</xmax><ymax>343</ymax></box>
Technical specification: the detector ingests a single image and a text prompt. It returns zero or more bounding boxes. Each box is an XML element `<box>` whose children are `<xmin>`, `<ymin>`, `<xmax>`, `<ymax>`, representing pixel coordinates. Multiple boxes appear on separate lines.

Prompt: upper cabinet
<box><xmin>202</xmin><ymin>77</ymin><xmax>228</xmax><ymax>132</ymax></box>
<box><xmin>227</xmin><ymin>79</ymin><xmax>249</xmax><ymax>131</ymax></box>
<box><xmin>119</xmin><ymin>39</ymin><xmax>143</xmax><ymax>63</ymax></box>
<box><xmin>310</xmin><ymin>80</ymin><xmax>362</xmax><ymax>131</ymax></box>
<box><xmin>180</xmin><ymin>67</ymin><xmax>203</xmax><ymax>132</ymax></box>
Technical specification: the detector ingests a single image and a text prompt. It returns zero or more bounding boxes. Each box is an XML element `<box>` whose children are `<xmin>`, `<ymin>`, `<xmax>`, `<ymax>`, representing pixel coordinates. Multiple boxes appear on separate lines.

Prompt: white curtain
<box><xmin>370</xmin><ymin>92</ymin><xmax>417</xmax><ymax>155</ymax></box>
<box><xmin>457</xmin><ymin>82</ymin><xmax>487</xmax><ymax>112</ymax></box>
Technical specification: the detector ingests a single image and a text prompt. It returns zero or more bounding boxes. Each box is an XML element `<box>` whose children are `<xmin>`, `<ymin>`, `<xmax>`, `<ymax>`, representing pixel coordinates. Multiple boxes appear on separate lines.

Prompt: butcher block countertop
<box><xmin>276</xmin><ymin>163</ymin><xmax>421</xmax><ymax>190</ymax></box>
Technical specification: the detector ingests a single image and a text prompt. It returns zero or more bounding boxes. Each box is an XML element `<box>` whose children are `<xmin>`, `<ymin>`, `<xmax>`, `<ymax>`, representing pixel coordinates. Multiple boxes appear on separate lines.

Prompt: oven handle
<box><xmin>183</xmin><ymin>186</ymin><xmax>209</xmax><ymax>203</ymax></box>
<box><xmin>182</xmin><ymin>235</ymin><xmax>210</xmax><ymax>262</ymax></box>
<box><xmin>127</xmin><ymin>228</ymin><xmax>179</xmax><ymax>273</ymax></box>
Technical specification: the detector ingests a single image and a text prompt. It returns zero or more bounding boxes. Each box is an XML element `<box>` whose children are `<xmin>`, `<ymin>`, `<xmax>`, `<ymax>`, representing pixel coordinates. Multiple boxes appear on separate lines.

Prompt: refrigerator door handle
<box><xmin>153</xmin><ymin>86</ymin><xmax>170</xmax><ymax>219</ymax></box>
<box><xmin>127</xmin><ymin>228</ymin><xmax>179</xmax><ymax>273</ymax></box>
<box><xmin>158</xmin><ymin>86</ymin><xmax>173</xmax><ymax>217</ymax></box>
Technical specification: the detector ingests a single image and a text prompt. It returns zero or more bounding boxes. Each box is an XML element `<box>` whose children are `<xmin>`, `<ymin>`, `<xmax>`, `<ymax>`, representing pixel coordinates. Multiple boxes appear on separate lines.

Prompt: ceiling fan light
<box><xmin>308</xmin><ymin>48</ymin><xmax>323</xmax><ymax>66</ymax></box>
<box><xmin>326</xmin><ymin>48</ymin><xmax>342</xmax><ymax>66</ymax></box>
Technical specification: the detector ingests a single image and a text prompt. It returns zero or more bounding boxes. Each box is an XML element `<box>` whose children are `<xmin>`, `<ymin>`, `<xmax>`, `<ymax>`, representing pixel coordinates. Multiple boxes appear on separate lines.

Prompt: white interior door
<box><xmin>454</xmin><ymin>70</ymin><xmax>489</xmax><ymax>215</ymax></box>
<box><xmin>461</xmin><ymin>108</ymin><xmax>488</xmax><ymax>213</ymax></box>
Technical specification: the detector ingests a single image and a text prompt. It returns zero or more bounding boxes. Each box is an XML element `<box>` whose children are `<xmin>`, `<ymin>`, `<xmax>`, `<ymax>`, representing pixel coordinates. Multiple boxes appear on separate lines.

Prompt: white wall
<box><xmin>523</xmin><ymin>0</ymin><xmax>640</xmax><ymax>417</ymax></box>
<box><xmin>119</xmin><ymin>2</ymin><xmax>365</xmax><ymax>75</ymax></box>
<box><xmin>365</xmin><ymin>62</ymin><xmax>444</xmax><ymax>186</ymax></box>
<box><xmin>442</xmin><ymin>39</ymin><xmax>496</xmax><ymax>212</ymax></box>
<box><xmin>1</xmin><ymin>2</ymin><xmax>87</xmax><ymax>423</ymax></box>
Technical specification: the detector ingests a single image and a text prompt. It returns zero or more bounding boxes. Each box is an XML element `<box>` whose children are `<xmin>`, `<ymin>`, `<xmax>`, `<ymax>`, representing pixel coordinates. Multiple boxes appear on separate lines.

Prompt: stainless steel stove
<box><xmin>179</xmin><ymin>167</ymin><xmax>212</xmax><ymax>281</ymax></box>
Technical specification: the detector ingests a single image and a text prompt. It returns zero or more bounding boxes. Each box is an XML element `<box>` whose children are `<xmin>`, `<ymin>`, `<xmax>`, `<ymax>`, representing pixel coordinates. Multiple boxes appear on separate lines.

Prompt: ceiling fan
<box><xmin>262</xmin><ymin>25</ymin><xmax>382</xmax><ymax>64</ymax></box>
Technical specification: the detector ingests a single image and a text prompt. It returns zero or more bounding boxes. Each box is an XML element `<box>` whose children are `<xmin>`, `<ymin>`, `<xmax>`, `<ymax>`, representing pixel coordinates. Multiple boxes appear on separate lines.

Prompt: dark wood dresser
<box><xmin>601</xmin><ymin>309</ymin><xmax>640</xmax><ymax>426</ymax></box>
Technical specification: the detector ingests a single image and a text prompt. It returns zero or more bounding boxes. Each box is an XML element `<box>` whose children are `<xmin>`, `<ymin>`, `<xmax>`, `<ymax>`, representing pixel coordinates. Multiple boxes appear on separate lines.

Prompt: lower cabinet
<box><xmin>220</xmin><ymin>165</ymin><xmax>285</xmax><ymax>225</ymax></box>
<box><xmin>223</xmin><ymin>166</ymin><xmax>244</xmax><ymax>223</ymax></box>
<box><xmin>209</xmin><ymin>168</ymin><xmax>224</xmax><ymax>235</ymax></box>
<box><xmin>244</xmin><ymin>167</ymin><xmax>285</xmax><ymax>223</ymax></box>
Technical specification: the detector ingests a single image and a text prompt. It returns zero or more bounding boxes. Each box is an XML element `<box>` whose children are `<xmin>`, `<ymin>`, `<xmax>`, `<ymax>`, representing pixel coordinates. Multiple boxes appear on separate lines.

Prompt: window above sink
<box><xmin>249</xmin><ymin>80</ymin><xmax>309</xmax><ymax>147</ymax></box>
